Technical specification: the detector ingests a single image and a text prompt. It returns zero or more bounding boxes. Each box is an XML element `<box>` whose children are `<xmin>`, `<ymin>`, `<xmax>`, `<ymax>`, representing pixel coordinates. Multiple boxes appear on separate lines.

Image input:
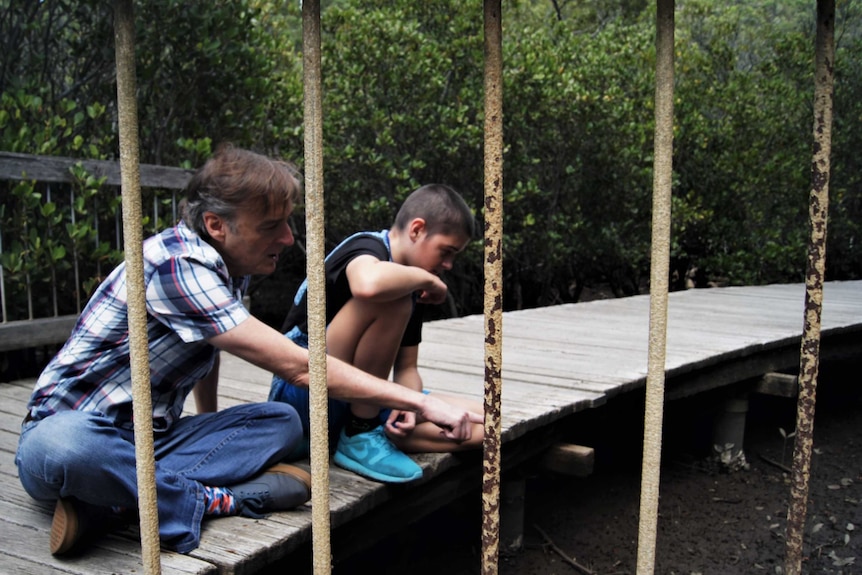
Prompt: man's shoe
<box><xmin>332</xmin><ymin>426</ymin><xmax>423</xmax><ymax>483</ymax></box>
<box><xmin>50</xmin><ymin>498</ymin><xmax>132</xmax><ymax>556</ymax></box>
<box><xmin>50</xmin><ymin>498</ymin><xmax>87</xmax><ymax>555</ymax></box>
<box><xmin>228</xmin><ymin>464</ymin><xmax>312</xmax><ymax>518</ymax></box>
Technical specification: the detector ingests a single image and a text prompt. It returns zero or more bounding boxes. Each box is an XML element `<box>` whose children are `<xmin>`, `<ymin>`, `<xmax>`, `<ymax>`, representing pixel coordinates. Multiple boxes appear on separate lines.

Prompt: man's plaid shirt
<box><xmin>26</xmin><ymin>221</ymin><xmax>250</xmax><ymax>431</ymax></box>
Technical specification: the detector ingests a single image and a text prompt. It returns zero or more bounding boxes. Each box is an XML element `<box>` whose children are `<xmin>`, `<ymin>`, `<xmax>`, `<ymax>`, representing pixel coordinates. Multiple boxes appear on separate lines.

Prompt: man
<box><xmin>15</xmin><ymin>145</ymin><xmax>482</xmax><ymax>556</ymax></box>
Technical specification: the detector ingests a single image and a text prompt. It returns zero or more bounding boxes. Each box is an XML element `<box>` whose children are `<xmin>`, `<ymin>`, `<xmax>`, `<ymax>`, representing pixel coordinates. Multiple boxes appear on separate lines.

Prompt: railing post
<box><xmin>481</xmin><ymin>1</ymin><xmax>504</xmax><ymax>574</ymax></box>
<box><xmin>785</xmin><ymin>1</ymin><xmax>835</xmax><ymax>573</ymax></box>
<box><xmin>637</xmin><ymin>1</ymin><xmax>675</xmax><ymax>573</ymax></box>
<box><xmin>114</xmin><ymin>1</ymin><xmax>162</xmax><ymax>572</ymax></box>
<box><xmin>301</xmin><ymin>1</ymin><xmax>333</xmax><ymax>574</ymax></box>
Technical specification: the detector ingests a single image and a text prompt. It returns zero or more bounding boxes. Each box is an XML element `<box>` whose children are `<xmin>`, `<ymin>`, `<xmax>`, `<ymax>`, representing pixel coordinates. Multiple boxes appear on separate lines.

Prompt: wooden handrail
<box><xmin>0</xmin><ymin>315</ymin><xmax>78</xmax><ymax>352</ymax></box>
<box><xmin>0</xmin><ymin>151</ymin><xmax>193</xmax><ymax>190</ymax></box>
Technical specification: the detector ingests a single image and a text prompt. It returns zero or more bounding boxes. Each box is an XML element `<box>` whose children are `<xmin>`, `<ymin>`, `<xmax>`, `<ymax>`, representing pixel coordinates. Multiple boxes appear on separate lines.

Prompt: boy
<box><xmin>270</xmin><ymin>184</ymin><xmax>484</xmax><ymax>483</ymax></box>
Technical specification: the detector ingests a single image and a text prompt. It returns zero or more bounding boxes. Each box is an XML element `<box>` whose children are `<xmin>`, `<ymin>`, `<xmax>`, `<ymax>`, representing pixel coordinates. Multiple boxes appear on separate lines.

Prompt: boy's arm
<box><xmin>346</xmin><ymin>255</ymin><xmax>448</xmax><ymax>305</ymax></box>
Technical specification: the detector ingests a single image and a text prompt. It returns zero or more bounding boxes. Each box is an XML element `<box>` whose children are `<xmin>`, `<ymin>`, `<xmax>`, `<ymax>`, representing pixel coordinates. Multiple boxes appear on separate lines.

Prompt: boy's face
<box><xmin>408</xmin><ymin>228</ymin><xmax>470</xmax><ymax>275</ymax></box>
<box><xmin>205</xmin><ymin>203</ymin><xmax>295</xmax><ymax>277</ymax></box>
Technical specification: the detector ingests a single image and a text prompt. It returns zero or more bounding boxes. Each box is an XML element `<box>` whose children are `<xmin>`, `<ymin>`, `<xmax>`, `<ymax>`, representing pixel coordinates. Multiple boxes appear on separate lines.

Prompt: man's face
<box><xmin>409</xmin><ymin>230</ymin><xmax>470</xmax><ymax>275</ymax></box>
<box><xmin>212</xmin><ymin>204</ymin><xmax>295</xmax><ymax>277</ymax></box>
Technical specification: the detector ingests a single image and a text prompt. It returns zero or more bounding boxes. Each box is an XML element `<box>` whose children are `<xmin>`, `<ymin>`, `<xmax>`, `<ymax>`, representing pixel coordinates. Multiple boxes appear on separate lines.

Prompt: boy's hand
<box><xmin>416</xmin><ymin>274</ymin><xmax>448</xmax><ymax>305</ymax></box>
<box><xmin>385</xmin><ymin>409</ymin><xmax>417</xmax><ymax>437</ymax></box>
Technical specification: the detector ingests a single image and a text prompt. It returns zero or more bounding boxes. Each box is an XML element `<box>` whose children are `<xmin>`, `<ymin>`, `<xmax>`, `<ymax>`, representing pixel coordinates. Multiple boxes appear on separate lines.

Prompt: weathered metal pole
<box><xmin>636</xmin><ymin>1</ymin><xmax>674</xmax><ymax>573</ymax></box>
<box><xmin>481</xmin><ymin>1</ymin><xmax>504</xmax><ymax>574</ymax></box>
<box><xmin>113</xmin><ymin>1</ymin><xmax>161</xmax><ymax>572</ymax></box>
<box><xmin>785</xmin><ymin>1</ymin><xmax>835</xmax><ymax>573</ymax></box>
<box><xmin>301</xmin><ymin>1</ymin><xmax>333</xmax><ymax>574</ymax></box>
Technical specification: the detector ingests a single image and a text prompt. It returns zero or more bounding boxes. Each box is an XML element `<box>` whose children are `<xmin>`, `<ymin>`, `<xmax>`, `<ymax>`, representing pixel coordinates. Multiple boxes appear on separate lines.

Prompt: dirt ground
<box><xmin>335</xmin><ymin>358</ymin><xmax>861</xmax><ymax>575</ymax></box>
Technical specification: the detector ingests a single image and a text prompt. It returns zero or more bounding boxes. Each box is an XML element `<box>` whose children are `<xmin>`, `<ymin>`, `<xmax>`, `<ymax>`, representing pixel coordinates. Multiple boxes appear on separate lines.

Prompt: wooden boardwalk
<box><xmin>1</xmin><ymin>281</ymin><xmax>860</xmax><ymax>574</ymax></box>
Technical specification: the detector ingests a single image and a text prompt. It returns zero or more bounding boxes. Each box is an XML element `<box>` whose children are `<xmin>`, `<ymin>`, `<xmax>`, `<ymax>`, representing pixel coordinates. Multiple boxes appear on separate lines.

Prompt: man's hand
<box><xmin>417</xmin><ymin>394</ymin><xmax>483</xmax><ymax>442</ymax></box>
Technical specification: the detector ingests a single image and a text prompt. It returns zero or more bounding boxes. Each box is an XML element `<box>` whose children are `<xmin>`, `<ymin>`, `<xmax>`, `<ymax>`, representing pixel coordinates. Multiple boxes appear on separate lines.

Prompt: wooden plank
<box><xmin>0</xmin><ymin>411</ymin><xmax>25</xmax><ymax>439</ymax></box>
<box><xmin>419</xmin><ymin>353</ymin><xmax>633</xmax><ymax>389</ymax></box>
<box><xmin>0</xmin><ymin>316</ymin><xmax>78</xmax><ymax>352</ymax></box>
<box><xmin>0</xmin><ymin>281</ymin><xmax>858</xmax><ymax>575</ymax></box>
<box><xmin>187</xmin><ymin>516</ymin><xmax>308</xmax><ymax>575</ymax></box>
<box><xmin>418</xmin><ymin>363</ymin><xmax>610</xmax><ymax>405</ymax></box>
<box><xmin>0</xmin><ymin>428</ymin><xmax>21</xmax><ymax>454</ymax></box>
<box><xmin>1</xmin><ymin>552</ymin><xmax>80</xmax><ymax>575</ymax></box>
<box><xmin>0</xmin><ymin>151</ymin><xmax>193</xmax><ymax>190</ymax></box>
<box><xmin>540</xmin><ymin>443</ymin><xmax>595</xmax><ymax>477</ymax></box>
<box><xmin>0</xmin><ymin>496</ymin><xmax>217</xmax><ymax>574</ymax></box>
<box><xmin>752</xmin><ymin>372</ymin><xmax>799</xmax><ymax>397</ymax></box>
<box><xmin>0</xmin><ymin>385</ymin><xmax>29</xmax><ymax>410</ymax></box>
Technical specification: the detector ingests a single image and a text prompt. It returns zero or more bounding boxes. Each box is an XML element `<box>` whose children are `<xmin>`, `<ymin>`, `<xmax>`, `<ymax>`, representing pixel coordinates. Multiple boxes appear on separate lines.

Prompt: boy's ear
<box><xmin>202</xmin><ymin>212</ymin><xmax>227</xmax><ymax>243</ymax></box>
<box><xmin>407</xmin><ymin>217</ymin><xmax>427</xmax><ymax>241</ymax></box>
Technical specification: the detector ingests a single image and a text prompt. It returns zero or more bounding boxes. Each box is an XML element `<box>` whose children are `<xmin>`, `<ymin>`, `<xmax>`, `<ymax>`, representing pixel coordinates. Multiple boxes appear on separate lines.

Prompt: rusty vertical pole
<box><xmin>481</xmin><ymin>1</ymin><xmax>504</xmax><ymax>574</ymax></box>
<box><xmin>301</xmin><ymin>1</ymin><xmax>333</xmax><ymax>574</ymax></box>
<box><xmin>636</xmin><ymin>1</ymin><xmax>674</xmax><ymax>574</ymax></box>
<box><xmin>785</xmin><ymin>1</ymin><xmax>835</xmax><ymax>573</ymax></box>
<box><xmin>113</xmin><ymin>1</ymin><xmax>161</xmax><ymax>573</ymax></box>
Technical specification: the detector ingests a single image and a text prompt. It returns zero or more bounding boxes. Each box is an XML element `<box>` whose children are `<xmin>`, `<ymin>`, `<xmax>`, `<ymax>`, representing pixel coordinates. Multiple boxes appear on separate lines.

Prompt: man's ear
<box><xmin>202</xmin><ymin>212</ymin><xmax>227</xmax><ymax>243</ymax></box>
<box><xmin>407</xmin><ymin>218</ymin><xmax>427</xmax><ymax>241</ymax></box>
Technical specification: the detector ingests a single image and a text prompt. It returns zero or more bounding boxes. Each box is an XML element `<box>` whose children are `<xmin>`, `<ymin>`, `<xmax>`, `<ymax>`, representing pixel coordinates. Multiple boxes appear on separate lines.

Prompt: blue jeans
<box><xmin>15</xmin><ymin>402</ymin><xmax>301</xmax><ymax>553</ymax></box>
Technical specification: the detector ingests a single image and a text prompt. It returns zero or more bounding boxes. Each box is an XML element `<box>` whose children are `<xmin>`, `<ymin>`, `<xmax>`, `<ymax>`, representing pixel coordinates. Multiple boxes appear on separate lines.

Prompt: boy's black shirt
<box><xmin>282</xmin><ymin>232</ymin><xmax>424</xmax><ymax>347</ymax></box>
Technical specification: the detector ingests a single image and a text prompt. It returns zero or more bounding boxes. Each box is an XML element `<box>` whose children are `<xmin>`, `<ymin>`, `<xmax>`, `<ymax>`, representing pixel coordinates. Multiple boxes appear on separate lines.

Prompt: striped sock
<box><xmin>203</xmin><ymin>485</ymin><xmax>236</xmax><ymax>516</ymax></box>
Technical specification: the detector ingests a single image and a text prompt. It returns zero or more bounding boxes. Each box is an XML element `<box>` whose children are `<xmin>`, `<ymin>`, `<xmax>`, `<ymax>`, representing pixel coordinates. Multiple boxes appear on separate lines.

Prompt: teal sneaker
<box><xmin>333</xmin><ymin>426</ymin><xmax>423</xmax><ymax>483</ymax></box>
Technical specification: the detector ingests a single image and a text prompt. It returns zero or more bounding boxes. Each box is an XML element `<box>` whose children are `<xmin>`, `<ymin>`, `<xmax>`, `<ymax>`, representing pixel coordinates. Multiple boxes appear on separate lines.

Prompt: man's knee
<box><xmin>241</xmin><ymin>402</ymin><xmax>304</xmax><ymax>461</ymax></box>
<box><xmin>17</xmin><ymin>412</ymin><xmax>118</xmax><ymax>499</ymax></box>
<box><xmin>21</xmin><ymin>412</ymin><xmax>108</xmax><ymax>459</ymax></box>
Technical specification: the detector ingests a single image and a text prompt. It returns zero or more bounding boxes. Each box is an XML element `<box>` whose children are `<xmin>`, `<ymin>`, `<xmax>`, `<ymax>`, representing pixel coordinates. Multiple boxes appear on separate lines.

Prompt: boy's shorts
<box><xmin>269</xmin><ymin>374</ymin><xmax>350</xmax><ymax>459</ymax></box>
<box><xmin>269</xmin><ymin>327</ymin><xmax>427</xmax><ymax>460</ymax></box>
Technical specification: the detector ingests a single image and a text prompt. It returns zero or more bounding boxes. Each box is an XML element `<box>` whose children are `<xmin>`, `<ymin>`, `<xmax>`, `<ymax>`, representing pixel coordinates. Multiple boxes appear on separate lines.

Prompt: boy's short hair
<box><xmin>393</xmin><ymin>184</ymin><xmax>475</xmax><ymax>239</ymax></box>
<box><xmin>182</xmin><ymin>143</ymin><xmax>303</xmax><ymax>237</ymax></box>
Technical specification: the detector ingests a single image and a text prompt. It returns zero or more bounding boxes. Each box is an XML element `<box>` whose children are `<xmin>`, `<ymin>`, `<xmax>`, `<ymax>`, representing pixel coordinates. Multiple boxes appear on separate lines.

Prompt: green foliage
<box><xmin>827</xmin><ymin>5</ymin><xmax>862</xmax><ymax>280</ymax></box>
<box><xmin>502</xmin><ymin>18</ymin><xmax>656</xmax><ymax>304</ymax></box>
<box><xmin>267</xmin><ymin>0</ymin><xmax>488</xmax><ymax>315</ymax></box>
<box><xmin>2</xmin><ymin>0</ymin><xmax>861</xmax><ymax>322</ymax></box>
<box><xmin>132</xmin><ymin>0</ymin><xmax>281</xmax><ymax>163</ymax></box>
<box><xmin>1</xmin><ymin>0</ymin><xmax>287</xmax><ymax>166</ymax></box>
<box><xmin>318</xmin><ymin>1</ymin><xmax>485</xmax><ymax>238</ymax></box>
<box><xmin>672</xmin><ymin>0</ymin><xmax>815</xmax><ymax>285</ymax></box>
<box><xmin>0</xmin><ymin>91</ymin><xmax>110</xmax><ymax>158</ymax></box>
<box><xmin>1</xmin><ymin>0</ymin><xmax>292</xmax><ymax>319</ymax></box>
<box><xmin>0</xmin><ymin>164</ymin><xmax>126</xmax><ymax>320</ymax></box>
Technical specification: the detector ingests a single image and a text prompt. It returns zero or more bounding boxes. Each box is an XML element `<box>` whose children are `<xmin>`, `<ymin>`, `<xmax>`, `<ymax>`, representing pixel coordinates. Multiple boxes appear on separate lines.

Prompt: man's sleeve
<box><xmin>146</xmin><ymin>256</ymin><xmax>250</xmax><ymax>343</ymax></box>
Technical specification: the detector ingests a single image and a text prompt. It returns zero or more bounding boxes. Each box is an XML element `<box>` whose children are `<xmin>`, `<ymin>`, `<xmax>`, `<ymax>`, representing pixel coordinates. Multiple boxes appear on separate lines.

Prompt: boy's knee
<box><xmin>330</xmin><ymin>296</ymin><xmax>412</xmax><ymax>340</ymax></box>
<box><xmin>349</xmin><ymin>294</ymin><xmax>413</xmax><ymax>325</ymax></box>
<box><xmin>369</xmin><ymin>295</ymin><xmax>413</xmax><ymax>327</ymax></box>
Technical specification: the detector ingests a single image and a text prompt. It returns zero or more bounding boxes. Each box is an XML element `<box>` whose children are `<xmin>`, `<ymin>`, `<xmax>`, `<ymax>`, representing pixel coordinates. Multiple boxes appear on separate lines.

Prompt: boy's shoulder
<box><xmin>331</xmin><ymin>230</ymin><xmax>390</xmax><ymax>260</ymax></box>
